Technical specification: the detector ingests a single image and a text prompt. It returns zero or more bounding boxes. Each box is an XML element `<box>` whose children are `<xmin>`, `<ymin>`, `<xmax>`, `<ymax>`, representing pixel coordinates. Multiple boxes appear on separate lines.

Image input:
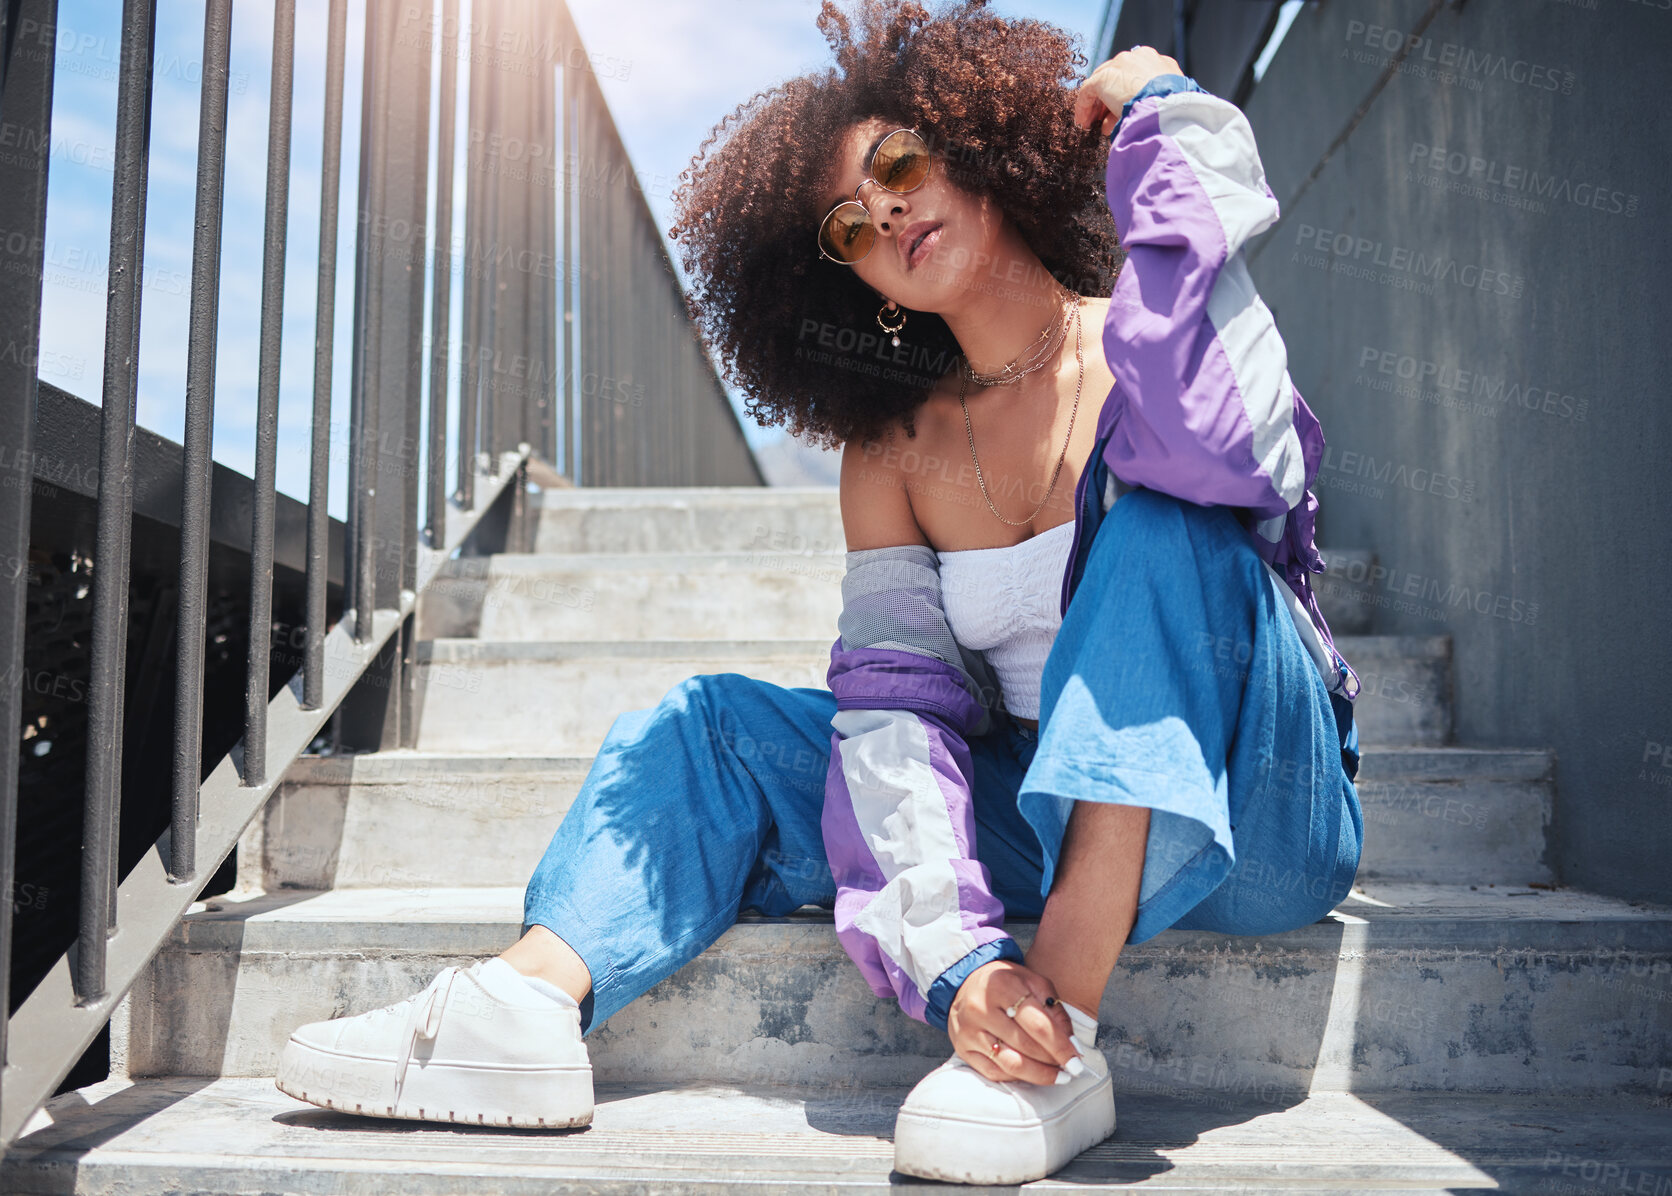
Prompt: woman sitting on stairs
<box><xmin>274</xmin><ymin>1</ymin><xmax>1363</xmax><ymax>1184</ymax></box>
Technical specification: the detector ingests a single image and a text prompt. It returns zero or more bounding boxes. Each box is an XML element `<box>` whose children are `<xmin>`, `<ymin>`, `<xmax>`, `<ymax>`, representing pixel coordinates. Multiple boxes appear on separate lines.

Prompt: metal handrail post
<box><xmin>80</xmin><ymin>0</ymin><xmax>158</xmax><ymax>1004</ymax></box>
<box><xmin>304</xmin><ymin>0</ymin><xmax>348</xmax><ymax>712</ymax></box>
<box><xmin>243</xmin><ymin>0</ymin><xmax>298</xmax><ymax>788</ymax></box>
<box><xmin>0</xmin><ymin>0</ymin><xmax>62</xmax><ymax>1128</ymax></box>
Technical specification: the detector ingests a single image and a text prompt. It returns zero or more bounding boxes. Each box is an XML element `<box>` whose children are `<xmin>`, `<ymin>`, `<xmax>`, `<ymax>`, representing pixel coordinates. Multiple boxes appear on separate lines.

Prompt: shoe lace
<box><xmin>392</xmin><ymin>965</ymin><xmax>464</xmax><ymax>1099</ymax></box>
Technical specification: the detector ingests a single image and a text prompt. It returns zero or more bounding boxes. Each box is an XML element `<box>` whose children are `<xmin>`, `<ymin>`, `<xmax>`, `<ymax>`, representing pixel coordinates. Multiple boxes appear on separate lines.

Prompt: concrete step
<box><xmin>247</xmin><ymin>753</ymin><xmax>591</xmax><ymax>891</ymax></box>
<box><xmin>416</xmin><ymin>546</ymin><xmax>1379</xmax><ymax>643</ymax></box>
<box><xmin>1340</xmin><ymin>635</ymin><xmax>1452</xmax><ymax>745</ymax></box>
<box><xmin>410</xmin><ymin>635</ymin><xmax>1452</xmax><ymax>755</ymax></box>
<box><xmin>1351</xmin><ymin>746</ymin><xmax>1552</xmax><ymax>883</ymax></box>
<box><xmin>123</xmin><ymin>883</ymin><xmax>1672</xmax><ymax>1094</ymax></box>
<box><xmin>416</xmin><ymin>551</ymin><xmax>847</xmax><ymax>641</ymax></box>
<box><xmin>14</xmin><ymin>1077</ymin><xmax>1672</xmax><ymax>1195</ymax></box>
<box><xmin>533</xmin><ymin>486</ymin><xmax>844</xmax><ymax>555</ymax></box>
<box><xmin>410</xmin><ymin>638</ymin><xmax>831</xmax><ymax>754</ymax></box>
<box><xmin>251</xmin><ymin>747</ymin><xmax>1552</xmax><ymax>892</ymax></box>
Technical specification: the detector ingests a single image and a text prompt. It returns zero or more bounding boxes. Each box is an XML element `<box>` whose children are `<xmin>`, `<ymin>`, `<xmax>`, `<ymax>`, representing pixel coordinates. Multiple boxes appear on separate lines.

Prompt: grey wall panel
<box><xmin>1242</xmin><ymin>0</ymin><xmax>1672</xmax><ymax>902</ymax></box>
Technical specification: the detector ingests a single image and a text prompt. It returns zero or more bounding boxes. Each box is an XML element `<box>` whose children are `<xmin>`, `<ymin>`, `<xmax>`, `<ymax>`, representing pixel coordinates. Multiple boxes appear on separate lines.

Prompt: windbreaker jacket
<box><xmin>821</xmin><ymin>76</ymin><xmax>1360</xmax><ymax>1034</ymax></box>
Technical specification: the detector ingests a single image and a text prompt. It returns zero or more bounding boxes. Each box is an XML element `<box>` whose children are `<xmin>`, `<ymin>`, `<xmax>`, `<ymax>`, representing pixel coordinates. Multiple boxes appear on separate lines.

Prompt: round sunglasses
<box><xmin>816</xmin><ymin>128</ymin><xmax>933</xmax><ymax>264</ymax></box>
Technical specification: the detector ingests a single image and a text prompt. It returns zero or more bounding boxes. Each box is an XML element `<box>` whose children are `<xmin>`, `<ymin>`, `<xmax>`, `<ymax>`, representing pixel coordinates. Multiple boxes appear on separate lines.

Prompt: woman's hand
<box><xmin>947</xmin><ymin>959</ymin><xmax>1085</xmax><ymax>1085</ymax></box>
<box><xmin>1073</xmin><ymin>46</ymin><xmax>1184</xmax><ymax>136</ymax></box>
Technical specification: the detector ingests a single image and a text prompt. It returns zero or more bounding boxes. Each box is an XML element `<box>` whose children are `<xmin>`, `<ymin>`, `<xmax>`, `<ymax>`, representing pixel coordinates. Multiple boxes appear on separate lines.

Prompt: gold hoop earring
<box><xmin>878</xmin><ymin>301</ymin><xmax>907</xmax><ymax>347</ymax></box>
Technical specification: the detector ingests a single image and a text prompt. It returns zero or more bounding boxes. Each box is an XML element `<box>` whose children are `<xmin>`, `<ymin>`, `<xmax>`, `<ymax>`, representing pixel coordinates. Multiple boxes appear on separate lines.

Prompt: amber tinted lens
<box><xmin>873</xmin><ymin>129</ymin><xmax>931</xmax><ymax>193</ymax></box>
<box><xmin>819</xmin><ymin>201</ymin><xmax>877</xmax><ymax>263</ymax></box>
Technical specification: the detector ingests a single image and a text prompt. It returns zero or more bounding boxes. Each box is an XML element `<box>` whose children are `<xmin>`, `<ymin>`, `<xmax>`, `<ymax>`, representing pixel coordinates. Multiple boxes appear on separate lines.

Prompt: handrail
<box><xmin>0</xmin><ymin>447</ymin><xmax>528</xmax><ymax>1146</ymax></box>
<box><xmin>0</xmin><ymin>0</ymin><xmax>763</xmax><ymax>1150</ymax></box>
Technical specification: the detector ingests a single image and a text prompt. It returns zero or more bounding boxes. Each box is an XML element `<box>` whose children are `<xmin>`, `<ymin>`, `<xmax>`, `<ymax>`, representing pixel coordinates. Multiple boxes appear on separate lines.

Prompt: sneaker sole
<box><xmin>892</xmin><ymin>1074</ymin><xmax>1116</xmax><ymax>1184</ymax></box>
<box><xmin>275</xmin><ymin>1036</ymin><xmax>594</xmax><ymax>1128</ymax></box>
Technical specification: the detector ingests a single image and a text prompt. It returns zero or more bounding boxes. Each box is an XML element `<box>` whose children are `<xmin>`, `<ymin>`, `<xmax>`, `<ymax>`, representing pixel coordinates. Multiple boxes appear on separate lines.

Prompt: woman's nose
<box><xmin>864</xmin><ymin>188</ymin><xmax>908</xmax><ymax>236</ymax></box>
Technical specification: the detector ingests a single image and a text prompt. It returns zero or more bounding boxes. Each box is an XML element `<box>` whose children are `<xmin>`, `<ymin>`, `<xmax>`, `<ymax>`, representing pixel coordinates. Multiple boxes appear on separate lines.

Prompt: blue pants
<box><xmin>523</xmin><ymin>489</ymin><xmax>1363</xmax><ymax>1034</ymax></box>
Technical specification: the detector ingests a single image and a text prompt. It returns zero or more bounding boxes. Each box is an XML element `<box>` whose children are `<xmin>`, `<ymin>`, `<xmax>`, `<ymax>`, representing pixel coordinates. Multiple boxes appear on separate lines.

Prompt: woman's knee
<box><xmin>673</xmin><ymin>672</ymin><xmax>833</xmax><ymax>798</ymax></box>
<box><xmin>1108</xmin><ymin>487</ymin><xmax>1246</xmax><ymax>553</ymax></box>
<box><xmin>1102</xmin><ymin>488</ymin><xmax>1268</xmax><ymax>609</ymax></box>
<box><xmin>1107</xmin><ymin>487</ymin><xmax>1192</xmax><ymax>536</ymax></box>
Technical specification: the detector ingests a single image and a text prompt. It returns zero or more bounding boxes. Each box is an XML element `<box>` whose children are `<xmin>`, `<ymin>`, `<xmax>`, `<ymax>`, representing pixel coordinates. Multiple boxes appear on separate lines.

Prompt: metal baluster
<box><xmin>559</xmin><ymin>61</ymin><xmax>575</xmax><ymax>482</ymax></box>
<box><xmin>0</xmin><ymin>0</ymin><xmax>62</xmax><ymax>1102</ymax></box>
<box><xmin>426</xmin><ymin>0</ymin><xmax>459</xmax><ymax>546</ymax></box>
<box><xmin>305</xmin><ymin>0</ymin><xmax>348</xmax><ymax>709</ymax></box>
<box><xmin>354</xmin><ymin>0</ymin><xmax>393</xmax><ymax>641</ymax></box>
<box><xmin>456</xmin><ymin>6</ymin><xmax>488</xmax><ymax>511</ymax></box>
<box><xmin>244</xmin><ymin>0</ymin><xmax>297</xmax><ymax>786</ymax></box>
<box><xmin>81</xmin><ymin>0</ymin><xmax>157</xmax><ymax>1001</ymax></box>
<box><xmin>171</xmin><ymin>0</ymin><xmax>233</xmax><ymax>878</ymax></box>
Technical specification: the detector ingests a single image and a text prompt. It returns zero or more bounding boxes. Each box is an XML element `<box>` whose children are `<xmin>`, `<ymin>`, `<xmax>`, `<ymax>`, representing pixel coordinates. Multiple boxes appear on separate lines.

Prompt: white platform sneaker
<box><xmin>275</xmin><ymin>957</ymin><xmax>593</xmax><ymax>1128</ymax></box>
<box><xmin>893</xmin><ymin>1000</ymin><xmax>1116</xmax><ymax>1184</ymax></box>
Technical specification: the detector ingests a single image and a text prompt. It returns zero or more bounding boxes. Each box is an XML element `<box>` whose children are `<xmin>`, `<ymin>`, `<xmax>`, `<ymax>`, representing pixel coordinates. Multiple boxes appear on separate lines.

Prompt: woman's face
<box><xmin>819</xmin><ymin>117</ymin><xmax>1007</xmax><ymax>314</ymax></box>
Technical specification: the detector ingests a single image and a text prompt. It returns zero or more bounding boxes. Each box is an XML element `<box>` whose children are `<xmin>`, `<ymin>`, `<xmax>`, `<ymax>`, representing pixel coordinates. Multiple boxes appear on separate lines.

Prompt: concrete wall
<box><xmin>1238</xmin><ymin>0</ymin><xmax>1672</xmax><ymax>903</ymax></box>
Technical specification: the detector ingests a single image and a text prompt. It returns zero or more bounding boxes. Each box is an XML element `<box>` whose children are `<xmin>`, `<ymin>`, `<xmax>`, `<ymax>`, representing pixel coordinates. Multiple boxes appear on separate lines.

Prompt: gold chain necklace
<box><xmin>958</xmin><ymin>295</ymin><xmax>1083</xmax><ymax>528</ymax></box>
<box><xmin>962</xmin><ymin>288</ymin><xmax>1074</xmax><ymax>387</ymax></box>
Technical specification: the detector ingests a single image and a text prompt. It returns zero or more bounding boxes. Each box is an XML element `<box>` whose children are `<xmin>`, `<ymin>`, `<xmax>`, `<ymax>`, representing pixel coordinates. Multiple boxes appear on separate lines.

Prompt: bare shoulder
<box><xmin>838</xmin><ymin>417</ymin><xmax>931</xmax><ymax>552</ymax></box>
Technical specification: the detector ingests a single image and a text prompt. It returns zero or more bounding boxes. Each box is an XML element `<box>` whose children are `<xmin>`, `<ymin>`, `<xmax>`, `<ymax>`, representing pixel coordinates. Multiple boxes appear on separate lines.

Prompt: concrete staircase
<box><xmin>9</xmin><ymin>486</ymin><xmax>1671</xmax><ymax>1192</ymax></box>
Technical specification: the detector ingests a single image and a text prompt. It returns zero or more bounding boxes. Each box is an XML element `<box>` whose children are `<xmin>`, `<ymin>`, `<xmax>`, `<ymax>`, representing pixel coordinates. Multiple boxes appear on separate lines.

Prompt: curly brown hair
<box><xmin>667</xmin><ymin>0</ymin><xmax>1124</xmax><ymax>450</ymax></box>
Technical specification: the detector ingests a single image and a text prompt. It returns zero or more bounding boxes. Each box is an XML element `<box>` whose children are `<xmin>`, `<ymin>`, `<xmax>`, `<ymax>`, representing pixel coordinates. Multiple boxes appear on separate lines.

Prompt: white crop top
<box><xmin>937</xmin><ymin>519</ymin><xmax>1077</xmax><ymax>721</ymax></box>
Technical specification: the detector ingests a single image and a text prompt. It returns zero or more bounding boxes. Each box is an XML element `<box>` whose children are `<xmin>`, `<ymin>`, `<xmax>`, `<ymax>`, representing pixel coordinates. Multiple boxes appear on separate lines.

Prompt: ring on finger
<box><xmin>1003</xmin><ymin>993</ymin><xmax>1036</xmax><ymax>1019</ymax></box>
<box><xmin>989</xmin><ymin>1037</ymin><xmax>1004</xmax><ymax>1056</ymax></box>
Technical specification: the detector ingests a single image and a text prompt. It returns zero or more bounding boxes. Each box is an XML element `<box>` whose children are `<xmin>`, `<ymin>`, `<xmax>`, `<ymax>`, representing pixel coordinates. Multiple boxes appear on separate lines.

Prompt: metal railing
<box><xmin>0</xmin><ymin>0</ymin><xmax>760</xmax><ymax>1147</ymax></box>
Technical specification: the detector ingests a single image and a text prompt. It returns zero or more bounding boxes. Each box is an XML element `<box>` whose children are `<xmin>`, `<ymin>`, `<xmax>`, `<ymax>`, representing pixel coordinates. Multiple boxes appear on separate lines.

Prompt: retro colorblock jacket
<box><xmin>821</xmin><ymin>76</ymin><xmax>1361</xmax><ymax>1033</ymax></box>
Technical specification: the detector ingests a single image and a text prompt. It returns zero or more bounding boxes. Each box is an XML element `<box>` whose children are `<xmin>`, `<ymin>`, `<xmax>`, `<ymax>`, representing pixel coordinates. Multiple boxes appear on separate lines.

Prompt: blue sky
<box><xmin>35</xmin><ymin>0</ymin><xmax>1111</xmax><ymax>513</ymax></box>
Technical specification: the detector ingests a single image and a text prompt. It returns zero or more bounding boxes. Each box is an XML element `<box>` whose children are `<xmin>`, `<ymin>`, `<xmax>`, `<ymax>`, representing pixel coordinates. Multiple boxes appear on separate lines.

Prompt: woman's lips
<box><xmin>905</xmin><ymin>223</ymin><xmax>943</xmax><ymax>271</ymax></box>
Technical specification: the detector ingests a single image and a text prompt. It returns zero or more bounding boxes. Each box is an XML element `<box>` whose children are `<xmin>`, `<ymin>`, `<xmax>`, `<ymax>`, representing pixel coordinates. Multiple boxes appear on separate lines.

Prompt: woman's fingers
<box><xmin>982</xmin><ymin>1025</ymin><xmax>1069</xmax><ymax>1086</ymax></box>
<box><xmin>945</xmin><ymin>961</ymin><xmax>1090</xmax><ymax>1086</ymax></box>
<box><xmin>973</xmin><ymin>983</ymin><xmax>1084</xmax><ymax>1084</ymax></box>
<box><xmin>1074</xmin><ymin>45</ymin><xmax>1185</xmax><ymax>130</ymax></box>
<box><xmin>1012</xmin><ymin>997</ymin><xmax>1081</xmax><ymax>1070</ymax></box>
<box><xmin>960</xmin><ymin>1042</ymin><xmax>1010</xmax><ymax>1083</ymax></box>
<box><xmin>1071</xmin><ymin>82</ymin><xmax>1106</xmax><ymax>130</ymax></box>
<box><xmin>1003</xmin><ymin>976</ymin><xmax>1082</xmax><ymax>1072</ymax></box>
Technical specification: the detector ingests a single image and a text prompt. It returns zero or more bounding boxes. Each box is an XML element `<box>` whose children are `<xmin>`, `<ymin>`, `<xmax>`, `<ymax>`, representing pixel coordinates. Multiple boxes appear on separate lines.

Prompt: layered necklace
<box><xmin>957</xmin><ymin>289</ymin><xmax>1084</xmax><ymax>528</ymax></box>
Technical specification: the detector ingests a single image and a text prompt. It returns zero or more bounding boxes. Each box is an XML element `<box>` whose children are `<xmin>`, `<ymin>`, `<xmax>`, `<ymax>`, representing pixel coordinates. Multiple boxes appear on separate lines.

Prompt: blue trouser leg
<box><xmin>522</xmin><ymin>672</ymin><xmax>841</xmax><ymax>1034</ymax></box>
<box><xmin>1018</xmin><ymin>488</ymin><xmax>1364</xmax><ymax>943</ymax></box>
<box><xmin>521</xmin><ymin>670</ymin><xmax>1046</xmax><ymax>1036</ymax></box>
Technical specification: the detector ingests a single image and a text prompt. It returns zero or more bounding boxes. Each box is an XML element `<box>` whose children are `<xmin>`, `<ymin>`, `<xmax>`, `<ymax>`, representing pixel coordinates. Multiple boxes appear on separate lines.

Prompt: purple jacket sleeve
<box><xmin>1103</xmin><ymin>82</ymin><xmax>1315</xmax><ymax>517</ymax></box>
<box><xmin>821</xmin><ymin>545</ymin><xmax>1024</xmax><ymax>1031</ymax></box>
<box><xmin>1104</xmin><ymin>81</ymin><xmax>1359</xmax><ymax>699</ymax></box>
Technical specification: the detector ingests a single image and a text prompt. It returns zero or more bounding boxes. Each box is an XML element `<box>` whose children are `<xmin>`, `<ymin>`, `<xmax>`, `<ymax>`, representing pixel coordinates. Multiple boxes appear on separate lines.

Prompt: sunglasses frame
<box><xmin>816</xmin><ymin>127</ymin><xmax>933</xmax><ymax>265</ymax></box>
